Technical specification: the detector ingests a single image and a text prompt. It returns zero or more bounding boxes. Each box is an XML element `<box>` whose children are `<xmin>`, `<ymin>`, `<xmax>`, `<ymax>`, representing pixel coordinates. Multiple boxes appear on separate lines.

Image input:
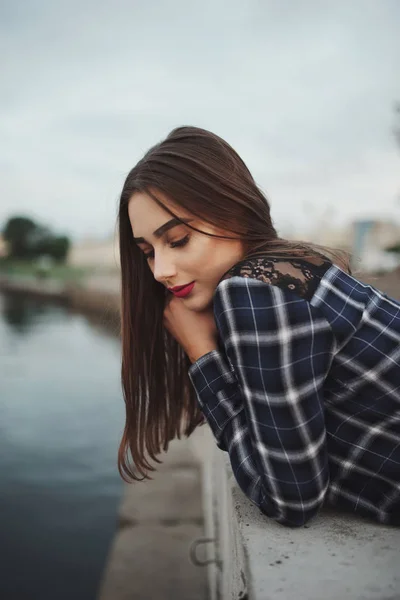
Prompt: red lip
<box><xmin>168</xmin><ymin>281</ymin><xmax>195</xmax><ymax>292</ymax></box>
<box><xmin>170</xmin><ymin>282</ymin><xmax>195</xmax><ymax>298</ymax></box>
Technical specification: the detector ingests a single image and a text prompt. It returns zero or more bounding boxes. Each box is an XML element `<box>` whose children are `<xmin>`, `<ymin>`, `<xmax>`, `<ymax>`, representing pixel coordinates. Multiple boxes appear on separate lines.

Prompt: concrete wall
<box><xmin>190</xmin><ymin>427</ymin><xmax>400</xmax><ymax>600</ymax></box>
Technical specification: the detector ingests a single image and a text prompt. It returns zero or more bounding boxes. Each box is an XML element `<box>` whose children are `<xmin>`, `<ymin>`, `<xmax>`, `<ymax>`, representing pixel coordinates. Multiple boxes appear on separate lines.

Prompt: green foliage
<box><xmin>48</xmin><ymin>235</ymin><xmax>70</xmax><ymax>262</ymax></box>
<box><xmin>385</xmin><ymin>242</ymin><xmax>400</xmax><ymax>255</ymax></box>
<box><xmin>2</xmin><ymin>215</ymin><xmax>71</xmax><ymax>263</ymax></box>
<box><xmin>0</xmin><ymin>259</ymin><xmax>88</xmax><ymax>283</ymax></box>
<box><xmin>3</xmin><ymin>217</ymin><xmax>37</xmax><ymax>259</ymax></box>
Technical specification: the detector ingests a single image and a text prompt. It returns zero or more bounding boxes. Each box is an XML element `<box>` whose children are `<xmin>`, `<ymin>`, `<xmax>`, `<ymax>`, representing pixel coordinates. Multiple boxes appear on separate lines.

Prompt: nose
<box><xmin>152</xmin><ymin>253</ymin><xmax>177</xmax><ymax>286</ymax></box>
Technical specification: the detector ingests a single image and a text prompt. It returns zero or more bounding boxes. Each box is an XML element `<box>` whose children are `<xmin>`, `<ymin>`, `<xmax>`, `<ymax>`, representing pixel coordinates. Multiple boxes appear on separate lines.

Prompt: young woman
<box><xmin>117</xmin><ymin>125</ymin><xmax>400</xmax><ymax>528</ymax></box>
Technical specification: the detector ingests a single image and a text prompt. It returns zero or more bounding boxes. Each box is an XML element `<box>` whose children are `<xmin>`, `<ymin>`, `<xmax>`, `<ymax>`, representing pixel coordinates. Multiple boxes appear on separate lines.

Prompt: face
<box><xmin>128</xmin><ymin>188</ymin><xmax>246</xmax><ymax>312</ymax></box>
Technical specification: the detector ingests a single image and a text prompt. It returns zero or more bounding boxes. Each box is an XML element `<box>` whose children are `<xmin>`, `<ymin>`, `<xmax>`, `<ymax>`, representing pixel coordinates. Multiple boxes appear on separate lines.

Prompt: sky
<box><xmin>1</xmin><ymin>0</ymin><xmax>399</xmax><ymax>241</ymax></box>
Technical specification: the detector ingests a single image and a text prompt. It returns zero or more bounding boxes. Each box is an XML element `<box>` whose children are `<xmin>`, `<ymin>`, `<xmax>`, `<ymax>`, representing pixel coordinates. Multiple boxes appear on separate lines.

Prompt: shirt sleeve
<box><xmin>188</xmin><ymin>276</ymin><xmax>335</xmax><ymax>527</ymax></box>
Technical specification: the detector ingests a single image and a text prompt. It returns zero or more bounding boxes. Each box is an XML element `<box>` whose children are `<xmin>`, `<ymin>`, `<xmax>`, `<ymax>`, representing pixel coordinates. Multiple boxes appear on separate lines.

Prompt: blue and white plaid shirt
<box><xmin>188</xmin><ymin>257</ymin><xmax>400</xmax><ymax>527</ymax></box>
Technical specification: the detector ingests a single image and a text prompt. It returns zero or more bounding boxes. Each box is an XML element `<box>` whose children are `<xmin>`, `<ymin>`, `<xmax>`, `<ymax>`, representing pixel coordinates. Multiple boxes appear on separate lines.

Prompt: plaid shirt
<box><xmin>188</xmin><ymin>259</ymin><xmax>400</xmax><ymax>527</ymax></box>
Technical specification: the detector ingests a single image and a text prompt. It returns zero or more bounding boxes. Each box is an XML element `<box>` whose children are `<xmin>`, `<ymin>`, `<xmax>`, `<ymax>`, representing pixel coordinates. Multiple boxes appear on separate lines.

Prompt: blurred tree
<box><xmin>3</xmin><ymin>216</ymin><xmax>38</xmax><ymax>259</ymax></box>
<box><xmin>2</xmin><ymin>215</ymin><xmax>71</xmax><ymax>263</ymax></box>
<box><xmin>41</xmin><ymin>235</ymin><xmax>70</xmax><ymax>263</ymax></box>
<box><xmin>385</xmin><ymin>242</ymin><xmax>400</xmax><ymax>255</ymax></box>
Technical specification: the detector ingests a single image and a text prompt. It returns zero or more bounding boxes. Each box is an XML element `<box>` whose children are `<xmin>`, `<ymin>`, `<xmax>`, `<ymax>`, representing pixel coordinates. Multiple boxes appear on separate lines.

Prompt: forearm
<box><xmin>188</xmin><ymin>348</ymin><xmax>329</xmax><ymax>527</ymax></box>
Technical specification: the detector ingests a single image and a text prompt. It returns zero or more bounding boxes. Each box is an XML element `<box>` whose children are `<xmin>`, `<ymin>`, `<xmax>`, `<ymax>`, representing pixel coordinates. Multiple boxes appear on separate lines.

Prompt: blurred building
<box><xmin>68</xmin><ymin>234</ymin><xmax>120</xmax><ymax>270</ymax></box>
<box><xmin>350</xmin><ymin>219</ymin><xmax>400</xmax><ymax>272</ymax></box>
<box><xmin>300</xmin><ymin>222</ymin><xmax>353</xmax><ymax>251</ymax></box>
<box><xmin>301</xmin><ymin>219</ymin><xmax>400</xmax><ymax>272</ymax></box>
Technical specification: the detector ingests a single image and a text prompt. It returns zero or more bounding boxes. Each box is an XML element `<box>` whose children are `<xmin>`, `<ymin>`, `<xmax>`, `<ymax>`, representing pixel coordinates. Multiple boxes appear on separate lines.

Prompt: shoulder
<box><xmin>213</xmin><ymin>254</ymin><xmax>336</xmax><ymax>351</ymax></box>
<box><xmin>217</xmin><ymin>254</ymin><xmax>333</xmax><ymax>302</ymax></box>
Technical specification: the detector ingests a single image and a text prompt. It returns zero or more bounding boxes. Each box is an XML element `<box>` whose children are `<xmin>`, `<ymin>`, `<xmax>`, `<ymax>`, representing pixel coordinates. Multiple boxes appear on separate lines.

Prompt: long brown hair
<box><xmin>117</xmin><ymin>125</ymin><xmax>351</xmax><ymax>482</ymax></box>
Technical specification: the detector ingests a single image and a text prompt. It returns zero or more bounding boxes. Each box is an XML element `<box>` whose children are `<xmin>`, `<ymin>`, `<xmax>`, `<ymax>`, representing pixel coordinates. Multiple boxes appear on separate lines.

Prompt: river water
<box><xmin>0</xmin><ymin>292</ymin><xmax>125</xmax><ymax>600</ymax></box>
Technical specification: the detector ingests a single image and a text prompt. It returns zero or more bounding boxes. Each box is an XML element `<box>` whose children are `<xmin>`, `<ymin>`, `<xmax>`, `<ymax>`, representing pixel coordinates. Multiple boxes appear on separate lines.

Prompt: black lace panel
<box><xmin>218</xmin><ymin>255</ymin><xmax>333</xmax><ymax>302</ymax></box>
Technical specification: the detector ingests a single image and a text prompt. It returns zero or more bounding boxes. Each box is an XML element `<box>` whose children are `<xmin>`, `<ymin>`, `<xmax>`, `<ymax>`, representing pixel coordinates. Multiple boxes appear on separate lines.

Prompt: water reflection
<box><xmin>1</xmin><ymin>292</ymin><xmax>66</xmax><ymax>335</ymax></box>
<box><xmin>0</xmin><ymin>291</ymin><xmax>124</xmax><ymax>600</ymax></box>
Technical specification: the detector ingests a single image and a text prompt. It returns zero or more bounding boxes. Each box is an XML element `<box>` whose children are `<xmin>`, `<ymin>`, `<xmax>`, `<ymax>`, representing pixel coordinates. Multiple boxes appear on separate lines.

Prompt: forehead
<box><xmin>128</xmin><ymin>189</ymin><xmax>191</xmax><ymax>232</ymax></box>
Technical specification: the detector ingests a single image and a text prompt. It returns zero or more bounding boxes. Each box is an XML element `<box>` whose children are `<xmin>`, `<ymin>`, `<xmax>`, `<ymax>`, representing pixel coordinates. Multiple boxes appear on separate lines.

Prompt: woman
<box><xmin>118</xmin><ymin>125</ymin><xmax>400</xmax><ymax>528</ymax></box>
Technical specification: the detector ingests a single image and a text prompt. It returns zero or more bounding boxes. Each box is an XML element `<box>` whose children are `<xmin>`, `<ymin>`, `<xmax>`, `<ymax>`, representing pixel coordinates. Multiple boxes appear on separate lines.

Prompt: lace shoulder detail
<box><xmin>218</xmin><ymin>254</ymin><xmax>332</xmax><ymax>301</ymax></box>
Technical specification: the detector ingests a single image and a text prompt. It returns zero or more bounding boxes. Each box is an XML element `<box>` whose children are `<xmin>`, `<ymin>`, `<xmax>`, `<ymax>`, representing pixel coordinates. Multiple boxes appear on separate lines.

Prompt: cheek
<box><xmin>194</xmin><ymin>237</ymin><xmax>220</xmax><ymax>264</ymax></box>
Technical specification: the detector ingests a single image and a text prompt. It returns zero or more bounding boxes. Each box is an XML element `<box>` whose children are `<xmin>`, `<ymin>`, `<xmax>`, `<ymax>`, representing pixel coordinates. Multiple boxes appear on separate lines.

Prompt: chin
<box><xmin>188</xmin><ymin>293</ymin><xmax>212</xmax><ymax>313</ymax></box>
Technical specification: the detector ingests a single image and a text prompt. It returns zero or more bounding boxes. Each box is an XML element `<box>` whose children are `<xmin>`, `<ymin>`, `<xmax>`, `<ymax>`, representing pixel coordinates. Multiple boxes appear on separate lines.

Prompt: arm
<box><xmin>188</xmin><ymin>276</ymin><xmax>335</xmax><ymax>527</ymax></box>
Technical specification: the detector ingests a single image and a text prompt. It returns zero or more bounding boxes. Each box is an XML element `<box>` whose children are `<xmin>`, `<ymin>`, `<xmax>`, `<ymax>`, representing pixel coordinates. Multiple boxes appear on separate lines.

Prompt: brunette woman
<box><xmin>117</xmin><ymin>126</ymin><xmax>400</xmax><ymax>527</ymax></box>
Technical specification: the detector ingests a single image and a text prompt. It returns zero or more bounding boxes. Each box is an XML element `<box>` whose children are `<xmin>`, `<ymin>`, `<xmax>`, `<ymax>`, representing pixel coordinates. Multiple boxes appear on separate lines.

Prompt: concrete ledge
<box><xmin>230</xmin><ymin>479</ymin><xmax>400</xmax><ymax>600</ymax></box>
<box><xmin>98</xmin><ymin>437</ymin><xmax>208</xmax><ymax>600</ymax></box>
<box><xmin>191</xmin><ymin>427</ymin><xmax>400</xmax><ymax>600</ymax></box>
<box><xmin>98</xmin><ymin>523</ymin><xmax>207</xmax><ymax>600</ymax></box>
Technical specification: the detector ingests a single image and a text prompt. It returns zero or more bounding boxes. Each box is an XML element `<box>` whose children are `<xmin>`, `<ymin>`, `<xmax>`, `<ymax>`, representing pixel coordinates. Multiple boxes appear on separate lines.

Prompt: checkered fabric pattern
<box><xmin>188</xmin><ymin>263</ymin><xmax>400</xmax><ymax>527</ymax></box>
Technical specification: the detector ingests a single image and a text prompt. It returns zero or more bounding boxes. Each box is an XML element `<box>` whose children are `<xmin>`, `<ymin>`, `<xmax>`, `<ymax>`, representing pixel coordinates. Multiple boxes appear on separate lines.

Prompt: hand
<box><xmin>163</xmin><ymin>293</ymin><xmax>219</xmax><ymax>362</ymax></box>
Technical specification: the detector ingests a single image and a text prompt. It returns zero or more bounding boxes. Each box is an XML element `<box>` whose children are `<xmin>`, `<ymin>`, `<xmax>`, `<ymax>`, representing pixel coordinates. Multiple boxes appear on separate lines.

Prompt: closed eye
<box><xmin>144</xmin><ymin>234</ymin><xmax>190</xmax><ymax>260</ymax></box>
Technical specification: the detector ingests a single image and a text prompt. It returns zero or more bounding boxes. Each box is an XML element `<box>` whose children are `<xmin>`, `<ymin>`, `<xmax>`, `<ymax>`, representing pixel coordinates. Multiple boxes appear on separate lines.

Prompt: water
<box><xmin>0</xmin><ymin>292</ymin><xmax>125</xmax><ymax>600</ymax></box>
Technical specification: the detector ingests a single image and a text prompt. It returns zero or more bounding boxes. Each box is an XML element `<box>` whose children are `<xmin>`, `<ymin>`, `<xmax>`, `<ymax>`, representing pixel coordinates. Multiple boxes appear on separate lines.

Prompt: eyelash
<box><xmin>144</xmin><ymin>234</ymin><xmax>190</xmax><ymax>260</ymax></box>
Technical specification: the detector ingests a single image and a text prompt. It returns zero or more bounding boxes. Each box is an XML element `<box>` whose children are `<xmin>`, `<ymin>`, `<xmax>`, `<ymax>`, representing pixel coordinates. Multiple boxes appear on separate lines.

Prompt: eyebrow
<box><xmin>133</xmin><ymin>218</ymin><xmax>193</xmax><ymax>244</ymax></box>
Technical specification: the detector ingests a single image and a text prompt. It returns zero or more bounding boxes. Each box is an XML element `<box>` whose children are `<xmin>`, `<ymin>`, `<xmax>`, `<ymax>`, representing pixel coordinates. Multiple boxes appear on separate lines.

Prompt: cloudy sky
<box><xmin>1</xmin><ymin>0</ymin><xmax>399</xmax><ymax>241</ymax></box>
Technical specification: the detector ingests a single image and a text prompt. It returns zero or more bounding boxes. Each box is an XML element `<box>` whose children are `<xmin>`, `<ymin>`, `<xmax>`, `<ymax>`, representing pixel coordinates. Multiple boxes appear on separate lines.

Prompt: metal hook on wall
<box><xmin>189</xmin><ymin>537</ymin><xmax>222</xmax><ymax>570</ymax></box>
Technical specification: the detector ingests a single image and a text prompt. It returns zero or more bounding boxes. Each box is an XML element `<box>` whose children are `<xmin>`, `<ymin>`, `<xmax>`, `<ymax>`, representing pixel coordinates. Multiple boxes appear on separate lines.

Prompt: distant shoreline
<box><xmin>0</xmin><ymin>274</ymin><xmax>121</xmax><ymax>337</ymax></box>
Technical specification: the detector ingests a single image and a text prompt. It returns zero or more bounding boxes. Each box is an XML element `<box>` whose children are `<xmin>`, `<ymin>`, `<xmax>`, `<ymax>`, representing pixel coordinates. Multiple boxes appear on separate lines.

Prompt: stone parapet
<box><xmin>190</xmin><ymin>427</ymin><xmax>400</xmax><ymax>600</ymax></box>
